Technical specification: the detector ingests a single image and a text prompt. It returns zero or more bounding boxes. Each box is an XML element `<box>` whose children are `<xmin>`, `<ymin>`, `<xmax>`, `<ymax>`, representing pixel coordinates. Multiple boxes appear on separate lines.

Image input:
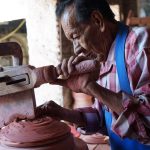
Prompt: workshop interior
<box><xmin>0</xmin><ymin>0</ymin><xmax>149</xmax><ymax>150</ymax></box>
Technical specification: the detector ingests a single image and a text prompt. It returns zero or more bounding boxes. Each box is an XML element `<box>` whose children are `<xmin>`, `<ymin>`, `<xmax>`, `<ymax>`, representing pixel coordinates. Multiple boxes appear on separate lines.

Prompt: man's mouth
<box><xmin>77</xmin><ymin>49</ymin><xmax>101</xmax><ymax>61</ymax></box>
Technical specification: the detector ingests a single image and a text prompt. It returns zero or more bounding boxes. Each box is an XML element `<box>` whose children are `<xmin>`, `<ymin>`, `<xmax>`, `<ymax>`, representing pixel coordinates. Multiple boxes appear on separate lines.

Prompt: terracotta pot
<box><xmin>72</xmin><ymin>92</ymin><xmax>93</xmax><ymax>109</ymax></box>
<box><xmin>0</xmin><ymin>117</ymin><xmax>88</xmax><ymax>150</ymax></box>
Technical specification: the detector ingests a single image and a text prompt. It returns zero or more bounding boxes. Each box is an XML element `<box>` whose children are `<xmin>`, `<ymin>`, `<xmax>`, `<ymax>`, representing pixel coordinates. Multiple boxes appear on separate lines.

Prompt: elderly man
<box><xmin>37</xmin><ymin>0</ymin><xmax>150</xmax><ymax>149</ymax></box>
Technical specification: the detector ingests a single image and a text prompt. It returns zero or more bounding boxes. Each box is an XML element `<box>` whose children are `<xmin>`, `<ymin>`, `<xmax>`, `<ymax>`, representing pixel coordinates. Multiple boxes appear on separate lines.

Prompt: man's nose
<box><xmin>73</xmin><ymin>39</ymin><xmax>81</xmax><ymax>55</ymax></box>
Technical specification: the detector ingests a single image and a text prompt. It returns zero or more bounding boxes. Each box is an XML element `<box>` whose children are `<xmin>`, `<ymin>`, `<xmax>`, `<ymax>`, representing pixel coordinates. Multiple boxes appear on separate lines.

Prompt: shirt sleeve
<box><xmin>112</xmin><ymin>92</ymin><xmax>150</xmax><ymax>144</ymax></box>
<box><xmin>112</xmin><ymin>28</ymin><xmax>150</xmax><ymax>144</ymax></box>
<box><xmin>76</xmin><ymin>99</ymin><xmax>107</xmax><ymax>135</ymax></box>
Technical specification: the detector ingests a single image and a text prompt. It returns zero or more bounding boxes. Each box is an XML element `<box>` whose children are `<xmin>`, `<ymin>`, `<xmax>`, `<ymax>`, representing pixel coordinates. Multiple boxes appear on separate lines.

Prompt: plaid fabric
<box><xmin>78</xmin><ymin>26</ymin><xmax>150</xmax><ymax>144</ymax></box>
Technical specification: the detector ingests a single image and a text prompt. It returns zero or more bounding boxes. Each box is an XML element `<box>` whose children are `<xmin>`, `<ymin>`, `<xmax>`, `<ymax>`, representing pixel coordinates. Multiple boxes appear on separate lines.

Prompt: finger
<box><xmin>56</xmin><ymin>63</ymin><xmax>62</xmax><ymax>76</ymax></box>
<box><xmin>72</xmin><ymin>55</ymin><xmax>86</xmax><ymax>65</ymax></box>
<box><xmin>61</xmin><ymin>59</ymin><xmax>69</xmax><ymax>78</ymax></box>
<box><xmin>68</xmin><ymin>56</ymin><xmax>76</xmax><ymax>74</ymax></box>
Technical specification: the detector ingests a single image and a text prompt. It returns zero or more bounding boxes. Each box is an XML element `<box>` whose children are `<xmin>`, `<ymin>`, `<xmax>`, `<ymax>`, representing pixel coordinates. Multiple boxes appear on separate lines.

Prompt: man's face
<box><xmin>60</xmin><ymin>5</ymin><xmax>104</xmax><ymax>58</ymax></box>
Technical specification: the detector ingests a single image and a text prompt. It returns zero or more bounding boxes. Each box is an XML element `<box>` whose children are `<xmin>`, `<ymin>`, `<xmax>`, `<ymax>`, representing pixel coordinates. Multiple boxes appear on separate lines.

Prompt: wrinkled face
<box><xmin>60</xmin><ymin>5</ymin><xmax>105</xmax><ymax>59</ymax></box>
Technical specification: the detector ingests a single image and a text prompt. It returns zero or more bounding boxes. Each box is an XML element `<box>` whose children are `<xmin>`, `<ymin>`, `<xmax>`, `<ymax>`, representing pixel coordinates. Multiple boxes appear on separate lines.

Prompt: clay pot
<box><xmin>72</xmin><ymin>92</ymin><xmax>93</xmax><ymax>109</ymax></box>
<box><xmin>0</xmin><ymin>117</ymin><xmax>88</xmax><ymax>150</ymax></box>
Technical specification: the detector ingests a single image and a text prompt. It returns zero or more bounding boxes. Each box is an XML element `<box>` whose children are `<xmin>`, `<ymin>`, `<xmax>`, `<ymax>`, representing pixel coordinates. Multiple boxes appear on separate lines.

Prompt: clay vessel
<box><xmin>0</xmin><ymin>117</ymin><xmax>88</xmax><ymax>150</ymax></box>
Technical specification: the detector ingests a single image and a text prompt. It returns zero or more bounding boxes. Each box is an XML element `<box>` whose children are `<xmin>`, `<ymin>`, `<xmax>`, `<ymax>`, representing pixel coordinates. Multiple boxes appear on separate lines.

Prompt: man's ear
<box><xmin>91</xmin><ymin>10</ymin><xmax>105</xmax><ymax>32</ymax></box>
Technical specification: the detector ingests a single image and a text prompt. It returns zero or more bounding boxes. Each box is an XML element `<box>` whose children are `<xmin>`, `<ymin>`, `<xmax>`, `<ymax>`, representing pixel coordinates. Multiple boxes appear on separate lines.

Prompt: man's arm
<box><xmin>86</xmin><ymin>82</ymin><xmax>125</xmax><ymax>114</ymax></box>
<box><xmin>36</xmin><ymin>101</ymin><xmax>85</xmax><ymax>126</ymax></box>
<box><xmin>60</xmin><ymin>107</ymin><xmax>86</xmax><ymax>126</ymax></box>
<box><xmin>36</xmin><ymin>100</ymin><xmax>105</xmax><ymax>134</ymax></box>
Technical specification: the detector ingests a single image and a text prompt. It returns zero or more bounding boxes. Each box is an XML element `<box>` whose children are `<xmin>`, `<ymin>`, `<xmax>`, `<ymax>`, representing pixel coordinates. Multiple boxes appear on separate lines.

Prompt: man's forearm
<box><xmin>87</xmin><ymin>82</ymin><xmax>124</xmax><ymax>114</ymax></box>
<box><xmin>60</xmin><ymin>108</ymin><xmax>85</xmax><ymax>126</ymax></box>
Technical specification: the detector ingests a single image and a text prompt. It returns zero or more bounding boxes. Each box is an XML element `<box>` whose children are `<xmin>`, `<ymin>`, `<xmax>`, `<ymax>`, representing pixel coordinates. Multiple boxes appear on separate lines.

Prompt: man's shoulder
<box><xmin>131</xmin><ymin>26</ymin><xmax>149</xmax><ymax>33</ymax></box>
<box><xmin>129</xmin><ymin>27</ymin><xmax>150</xmax><ymax>38</ymax></box>
<box><xmin>125</xmin><ymin>26</ymin><xmax>150</xmax><ymax>61</ymax></box>
<box><xmin>128</xmin><ymin>27</ymin><xmax>150</xmax><ymax>39</ymax></box>
<box><xmin>128</xmin><ymin>26</ymin><xmax>150</xmax><ymax>41</ymax></box>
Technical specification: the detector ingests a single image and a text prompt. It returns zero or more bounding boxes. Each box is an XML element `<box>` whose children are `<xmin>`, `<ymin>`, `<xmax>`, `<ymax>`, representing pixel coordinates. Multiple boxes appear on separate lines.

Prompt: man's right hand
<box><xmin>53</xmin><ymin>55</ymin><xmax>100</xmax><ymax>95</ymax></box>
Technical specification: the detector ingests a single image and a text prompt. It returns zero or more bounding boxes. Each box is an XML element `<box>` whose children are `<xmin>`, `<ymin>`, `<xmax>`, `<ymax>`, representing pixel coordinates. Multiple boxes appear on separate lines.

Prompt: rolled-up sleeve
<box><xmin>76</xmin><ymin>100</ymin><xmax>107</xmax><ymax>135</ymax></box>
<box><xmin>112</xmin><ymin>93</ymin><xmax>150</xmax><ymax>144</ymax></box>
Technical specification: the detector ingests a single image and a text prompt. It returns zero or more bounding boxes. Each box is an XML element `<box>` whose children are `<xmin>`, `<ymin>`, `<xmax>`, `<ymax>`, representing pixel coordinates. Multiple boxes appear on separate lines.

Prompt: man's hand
<box><xmin>36</xmin><ymin>100</ymin><xmax>85</xmax><ymax>126</ymax></box>
<box><xmin>36</xmin><ymin>101</ymin><xmax>63</xmax><ymax>120</ymax></box>
<box><xmin>53</xmin><ymin>55</ymin><xmax>100</xmax><ymax>95</ymax></box>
